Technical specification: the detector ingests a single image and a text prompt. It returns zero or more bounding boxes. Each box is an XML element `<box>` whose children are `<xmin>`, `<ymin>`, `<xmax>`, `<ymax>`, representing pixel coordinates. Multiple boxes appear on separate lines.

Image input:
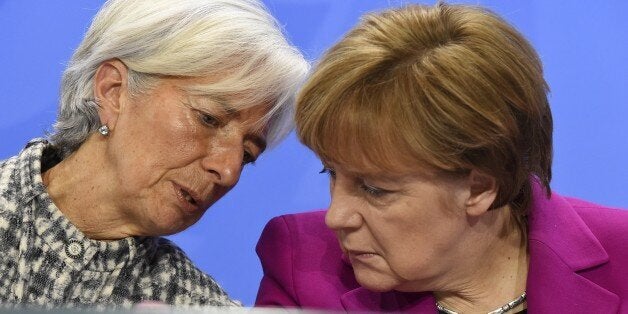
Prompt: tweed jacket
<box><xmin>0</xmin><ymin>139</ymin><xmax>238</xmax><ymax>308</ymax></box>
<box><xmin>255</xmin><ymin>183</ymin><xmax>628</xmax><ymax>313</ymax></box>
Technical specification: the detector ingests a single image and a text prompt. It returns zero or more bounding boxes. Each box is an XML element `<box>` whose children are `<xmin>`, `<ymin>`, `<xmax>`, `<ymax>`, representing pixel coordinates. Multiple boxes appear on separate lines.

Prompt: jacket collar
<box><xmin>339</xmin><ymin>182</ymin><xmax>619</xmax><ymax>312</ymax></box>
<box><xmin>526</xmin><ymin>184</ymin><xmax>619</xmax><ymax>312</ymax></box>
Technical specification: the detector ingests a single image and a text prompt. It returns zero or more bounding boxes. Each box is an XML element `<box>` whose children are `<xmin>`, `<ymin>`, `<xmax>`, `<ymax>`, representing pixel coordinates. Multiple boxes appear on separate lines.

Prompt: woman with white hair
<box><xmin>0</xmin><ymin>0</ymin><xmax>307</xmax><ymax>308</ymax></box>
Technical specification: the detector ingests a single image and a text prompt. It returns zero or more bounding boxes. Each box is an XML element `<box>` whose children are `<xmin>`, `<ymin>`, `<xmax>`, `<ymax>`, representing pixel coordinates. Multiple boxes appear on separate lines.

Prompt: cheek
<box><xmin>127</xmin><ymin>117</ymin><xmax>205</xmax><ymax>169</ymax></box>
<box><xmin>372</xmin><ymin>210</ymin><xmax>449</xmax><ymax>279</ymax></box>
<box><xmin>376</xmin><ymin>229</ymin><xmax>429</xmax><ymax>279</ymax></box>
<box><xmin>379</xmin><ymin>217</ymin><xmax>469</xmax><ymax>284</ymax></box>
<box><xmin>149</xmin><ymin>113</ymin><xmax>202</xmax><ymax>156</ymax></box>
<box><xmin>132</xmin><ymin>98</ymin><xmax>204</xmax><ymax>155</ymax></box>
<box><xmin>110</xmin><ymin>132</ymin><xmax>203</xmax><ymax>197</ymax></box>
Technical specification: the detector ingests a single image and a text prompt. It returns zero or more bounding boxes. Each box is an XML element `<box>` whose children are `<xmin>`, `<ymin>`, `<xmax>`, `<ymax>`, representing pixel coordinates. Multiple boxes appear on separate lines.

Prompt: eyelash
<box><xmin>242</xmin><ymin>151</ymin><xmax>256</xmax><ymax>166</ymax></box>
<box><xmin>199</xmin><ymin>112</ymin><xmax>220</xmax><ymax>127</ymax></box>
<box><xmin>319</xmin><ymin>167</ymin><xmax>390</xmax><ymax>197</ymax></box>
<box><xmin>319</xmin><ymin>167</ymin><xmax>336</xmax><ymax>178</ymax></box>
<box><xmin>359</xmin><ymin>183</ymin><xmax>388</xmax><ymax>197</ymax></box>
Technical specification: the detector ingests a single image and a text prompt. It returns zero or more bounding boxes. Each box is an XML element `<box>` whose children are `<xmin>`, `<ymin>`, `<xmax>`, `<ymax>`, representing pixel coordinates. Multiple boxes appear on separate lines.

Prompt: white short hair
<box><xmin>51</xmin><ymin>0</ymin><xmax>309</xmax><ymax>157</ymax></box>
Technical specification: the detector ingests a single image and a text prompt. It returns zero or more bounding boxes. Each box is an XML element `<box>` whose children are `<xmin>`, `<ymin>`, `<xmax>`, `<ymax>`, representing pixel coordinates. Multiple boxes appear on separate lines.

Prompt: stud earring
<box><xmin>98</xmin><ymin>125</ymin><xmax>110</xmax><ymax>136</ymax></box>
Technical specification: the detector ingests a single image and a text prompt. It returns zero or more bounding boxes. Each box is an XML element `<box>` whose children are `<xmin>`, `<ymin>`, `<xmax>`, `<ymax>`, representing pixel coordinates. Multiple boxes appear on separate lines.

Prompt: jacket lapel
<box><xmin>526</xmin><ymin>186</ymin><xmax>619</xmax><ymax>313</ymax></box>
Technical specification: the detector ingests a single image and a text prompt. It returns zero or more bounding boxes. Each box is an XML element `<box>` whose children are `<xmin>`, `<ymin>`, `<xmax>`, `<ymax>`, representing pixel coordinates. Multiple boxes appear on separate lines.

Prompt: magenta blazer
<box><xmin>255</xmin><ymin>184</ymin><xmax>628</xmax><ymax>313</ymax></box>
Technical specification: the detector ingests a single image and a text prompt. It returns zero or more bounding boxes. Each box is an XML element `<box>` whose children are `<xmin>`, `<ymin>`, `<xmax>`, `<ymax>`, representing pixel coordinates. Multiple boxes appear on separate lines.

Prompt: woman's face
<box><xmin>323</xmin><ymin>162</ymin><xmax>474</xmax><ymax>292</ymax></box>
<box><xmin>105</xmin><ymin>76</ymin><xmax>268</xmax><ymax>236</ymax></box>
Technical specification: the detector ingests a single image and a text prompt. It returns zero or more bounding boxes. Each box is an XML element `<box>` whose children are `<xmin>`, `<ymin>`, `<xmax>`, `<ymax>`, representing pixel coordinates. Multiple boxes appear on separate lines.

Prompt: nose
<box><xmin>325</xmin><ymin>188</ymin><xmax>363</xmax><ymax>231</ymax></box>
<box><xmin>200</xmin><ymin>143</ymin><xmax>243</xmax><ymax>188</ymax></box>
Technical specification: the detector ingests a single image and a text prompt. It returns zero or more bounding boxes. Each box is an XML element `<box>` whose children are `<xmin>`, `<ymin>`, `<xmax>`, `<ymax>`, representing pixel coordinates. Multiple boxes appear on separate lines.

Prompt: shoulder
<box><xmin>559</xmin><ymin>197</ymin><xmax>628</xmax><ymax>300</ymax></box>
<box><xmin>141</xmin><ymin>237</ymin><xmax>238</xmax><ymax>306</ymax></box>
<box><xmin>257</xmin><ymin>210</ymin><xmax>337</xmax><ymax>269</ymax></box>
<box><xmin>567</xmin><ymin>196</ymin><xmax>628</xmax><ymax>219</ymax></box>
<box><xmin>257</xmin><ymin>210</ymin><xmax>330</xmax><ymax>248</ymax></box>
<box><xmin>566</xmin><ymin>197</ymin><xmax>628</xmax><ymax>250</ymax></box>
<box><xmin>0</xmin><ymin>143</ymin><xmax>28</xmax><ymax>196</ymax></box>
<box><xmin>0</xmin><ymin>153</ymin><xmax>20</xmax><ymax>209</ymax></box>
<box><xmin>0</xmin><ymin>138</ymin><xmax>48</xmax><ymax>186</ymax></box>
<box><xmin>256</xmin><ymin>210</ymin><xmax>358</xmax><ymax>309</ymax></box>
<box><xmin>0</xmin><ymin>139</ymin><xmax>47</xmax><ymax>215</ymax></box>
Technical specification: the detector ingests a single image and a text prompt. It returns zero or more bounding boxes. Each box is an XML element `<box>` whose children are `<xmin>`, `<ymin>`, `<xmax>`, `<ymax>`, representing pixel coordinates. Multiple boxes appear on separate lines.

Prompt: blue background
<box><xmin>1</xmin><ymin>0</ymin><xmax>626</xmax><ymax>306</ymax></box>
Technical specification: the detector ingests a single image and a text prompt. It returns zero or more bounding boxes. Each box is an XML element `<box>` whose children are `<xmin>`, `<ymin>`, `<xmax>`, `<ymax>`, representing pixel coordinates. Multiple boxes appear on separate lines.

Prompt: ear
<box><xmin>93</xmin><ymin>59</ymin><xmax>128</xmax><ymax>131</ymax></box>
<box><xmin>464</xmin><ymin>170</ymin><xmax>499</xmax><ymax>217</ymax></box>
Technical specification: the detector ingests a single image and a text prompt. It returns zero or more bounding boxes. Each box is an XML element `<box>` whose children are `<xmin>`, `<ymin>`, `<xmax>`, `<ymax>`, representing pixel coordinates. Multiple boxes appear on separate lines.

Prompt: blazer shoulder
<box><xmin>566</xmin><ymin>197</ymin><xmax>628</xmax><ymax>272</ymax></box>
<box><xmin>562</xmin><ymin>198</ymin><xmax>628</xmax><ymax>305</ymax></box>
<box><xmin>567</xmin><ymin>197</ymin><xmax>628</xmax><ymax>239</ymax></box>
<box><xmin>256</xmin><ymin>210</ymin><xmax>357</xmax><ymax>310</ymax></box>
<box><xmin>256</xmin><ymin>210</ymin><xmax>335</xmax><ymax>268</ymax></box>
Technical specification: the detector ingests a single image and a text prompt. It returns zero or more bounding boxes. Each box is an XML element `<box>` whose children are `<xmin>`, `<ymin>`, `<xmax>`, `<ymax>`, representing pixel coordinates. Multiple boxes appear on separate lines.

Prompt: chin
<box><xmin>145</xmin><ymin>208</ymin><xmax>200</xmax><ymax>236</ymax></box>
<box><xmin>154</xmin><ymin>225</ymin><xmax>186</xmax><ymax>237</ymax></box>
<box><xmin>159</xmin><ymin>216</ymin><xmax>198</xmax><ymax>235</ymax></box>
<box><xmin>354</xmin><ymin>270</ymin><xmax>400</xmax><ymax>293</ymax></box>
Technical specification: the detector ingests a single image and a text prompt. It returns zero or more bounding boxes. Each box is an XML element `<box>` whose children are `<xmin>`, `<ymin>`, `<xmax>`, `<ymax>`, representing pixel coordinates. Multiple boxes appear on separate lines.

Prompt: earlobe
<box><xmin>93</xmin><ymin>59</ymin><xmax>129</xmax><ymax>131</ymax></box>
<box><xmin>465</xmin><ymin>170</ymin><xmax>498</xmax><ymax>217</ymax></box>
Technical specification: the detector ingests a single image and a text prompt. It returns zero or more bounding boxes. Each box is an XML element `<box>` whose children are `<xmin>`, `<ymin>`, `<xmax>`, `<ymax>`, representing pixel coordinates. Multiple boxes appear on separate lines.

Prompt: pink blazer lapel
<box><xmin>527</xmin><ymin>241</ymin><xmax>619</xmax><ymax>313</ymax></box>
<box><xmin>526</xmin><ymin>186</ymin><xmax>619</xmax><ymax>313</ymax></box>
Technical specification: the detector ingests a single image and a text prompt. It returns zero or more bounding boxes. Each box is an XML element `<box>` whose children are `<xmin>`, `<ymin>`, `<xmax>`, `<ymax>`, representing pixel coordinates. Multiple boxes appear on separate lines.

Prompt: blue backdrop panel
<box><xmin>0</xmin><ymin>0</ymin><xmax>626</xmax><ymax>306</ymax></box>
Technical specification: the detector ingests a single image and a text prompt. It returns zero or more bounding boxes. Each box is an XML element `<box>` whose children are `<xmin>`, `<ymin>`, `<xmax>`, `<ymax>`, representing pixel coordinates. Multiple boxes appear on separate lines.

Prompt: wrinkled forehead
<box><xmin>176</xmin><ymin>76</ymin><xmax>276</xmax><ymax>110</ymax></box>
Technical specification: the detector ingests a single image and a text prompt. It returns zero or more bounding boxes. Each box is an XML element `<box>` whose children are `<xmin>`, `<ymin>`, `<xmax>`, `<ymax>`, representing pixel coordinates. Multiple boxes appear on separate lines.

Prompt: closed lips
<box><xmin>347</xmin><ymin>249</ymin><xmax>378</xmax><ymax>256</ymax></box>
<box><xmin>174</xmin><ymin>182</ymin><xmax>201</xmax><ymax>206</ymax></box>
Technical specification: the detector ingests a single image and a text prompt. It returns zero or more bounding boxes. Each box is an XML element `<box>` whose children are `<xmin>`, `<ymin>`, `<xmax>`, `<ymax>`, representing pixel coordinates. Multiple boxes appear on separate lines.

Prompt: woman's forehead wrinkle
<box><xmin>183</xmin><ymin>90</ymin><xmax>239</xmax><ymax>116</ymax></box>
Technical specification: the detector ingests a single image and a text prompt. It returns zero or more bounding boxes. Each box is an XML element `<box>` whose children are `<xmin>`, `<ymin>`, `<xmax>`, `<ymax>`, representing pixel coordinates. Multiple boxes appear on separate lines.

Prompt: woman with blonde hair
<box><xmin>256</xmin><ymin>3</ymin><xmax>627</xmax><ymax>313</ymax></box>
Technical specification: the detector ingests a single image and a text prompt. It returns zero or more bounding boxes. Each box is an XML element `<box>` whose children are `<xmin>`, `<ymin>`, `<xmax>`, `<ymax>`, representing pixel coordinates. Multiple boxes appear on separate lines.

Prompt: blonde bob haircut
<box><xmin>296</xmin><ymin>3</ymin><xmax>552</xmax><ymax>222</ymax></box>
<box><xmin>51</xmin><ymin>0</ymin><xmax>309</xmax><ymax>158</ymax></box>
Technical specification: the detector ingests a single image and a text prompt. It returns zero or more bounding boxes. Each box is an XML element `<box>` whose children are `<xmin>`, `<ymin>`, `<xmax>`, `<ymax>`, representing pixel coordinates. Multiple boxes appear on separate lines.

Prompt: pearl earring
<box><xmin>98</xmin><ymin>125</ymin><xmax>110</xmax><ymax>136</ymax></box>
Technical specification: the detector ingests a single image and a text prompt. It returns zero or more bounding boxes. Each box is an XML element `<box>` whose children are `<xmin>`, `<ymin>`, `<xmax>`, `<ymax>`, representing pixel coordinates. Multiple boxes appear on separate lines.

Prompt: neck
<box><xmin>42</xmin><ymin>136</ymin><xmax>138</xmax><ymax>240</ymax></box>
<box><xmin>434</xmin><ymin>206</ymin><xmax>529</xmax><ymax>313</ymax></box>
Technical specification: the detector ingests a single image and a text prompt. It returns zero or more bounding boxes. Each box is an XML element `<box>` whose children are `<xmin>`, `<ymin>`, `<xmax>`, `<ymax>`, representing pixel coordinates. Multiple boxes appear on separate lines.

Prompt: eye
<box><xmin>359</xmin><ymin>182</ymin><xmax>390</xmax><ymax>197</ymax></box>
<box><xmin>319</xmin><ymin>167</ymin><xmax>336</xmax><ymax>178</ymax></box>
<box><xmin>199</xmin><ymin>112</ymin><xmax>220</xmax><ymax>127</ymax></box>
<box><xmin>242</xmin><ymin>150</ymin><xmax>257</xmax><ymax>166</ymax></box>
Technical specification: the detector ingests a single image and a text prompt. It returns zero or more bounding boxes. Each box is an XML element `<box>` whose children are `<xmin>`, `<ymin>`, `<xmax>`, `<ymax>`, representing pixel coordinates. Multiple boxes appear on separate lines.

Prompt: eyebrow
<box><xmin>207</xmin><ymin>96</ymin><xmax>237</xmax><ymax>116</ymax></box>
<box><xmin>178</xmin><ymin>86</ymin><xmax>237</xmax><ymax>115</ymax></box>
<box><xmin>324</xmin><ymin>160</ymin><xmax>401</xmax><ymax>182</ymax></box>
<box><xmin>192</xmin><ymin>95</ymin><xmax>238</xmax><ymax>118</ymax></box>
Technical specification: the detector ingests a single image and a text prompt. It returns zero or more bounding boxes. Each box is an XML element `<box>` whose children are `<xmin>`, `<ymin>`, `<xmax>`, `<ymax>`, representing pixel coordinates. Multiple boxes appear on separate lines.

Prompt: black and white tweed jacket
<box><xmin>0</xmin><ymin>139</ymin><xmax>239</xmax><ymax>308</ymax></box>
